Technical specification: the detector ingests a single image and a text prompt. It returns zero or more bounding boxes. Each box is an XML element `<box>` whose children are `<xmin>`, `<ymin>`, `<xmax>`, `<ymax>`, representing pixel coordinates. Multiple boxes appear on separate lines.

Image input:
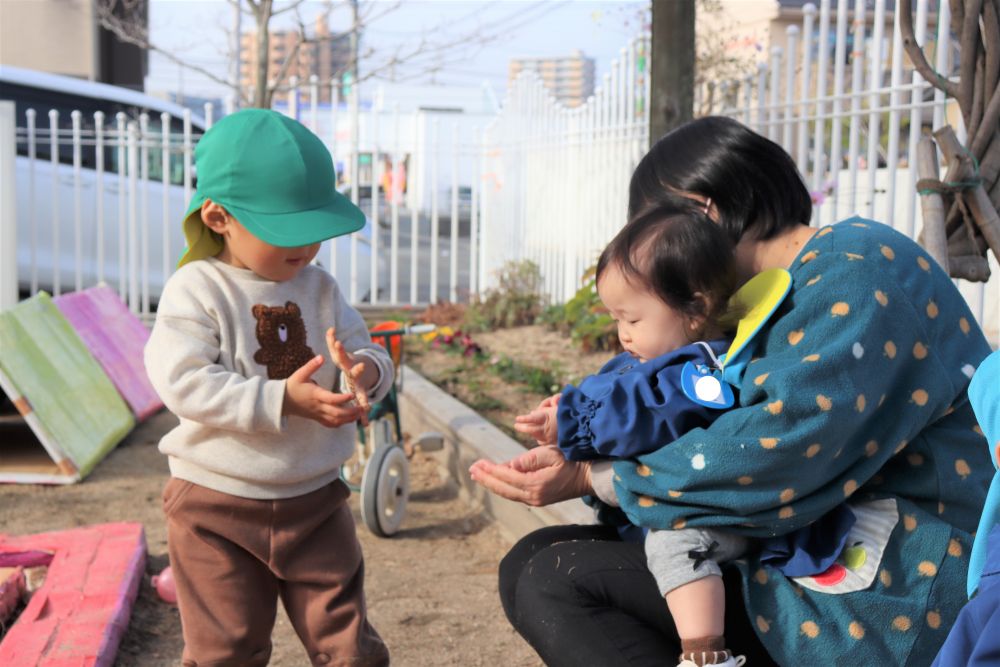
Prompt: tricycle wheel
<box><xmin>360</xmin><ymin>443</ymin><xmax>409</xmax><ymax>537</ymax></box>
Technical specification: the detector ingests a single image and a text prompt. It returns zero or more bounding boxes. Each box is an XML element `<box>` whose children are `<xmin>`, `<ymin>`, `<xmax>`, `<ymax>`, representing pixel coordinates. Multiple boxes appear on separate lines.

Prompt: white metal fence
<box><xmin>1</xmin><ymin>0</ymin><xmax>998</xmax><ymax>343</ymax></box>
<box><xmin>482</xmin><ymin>2</ymin><xmax>997</xmax><ymax>344</ymax></box>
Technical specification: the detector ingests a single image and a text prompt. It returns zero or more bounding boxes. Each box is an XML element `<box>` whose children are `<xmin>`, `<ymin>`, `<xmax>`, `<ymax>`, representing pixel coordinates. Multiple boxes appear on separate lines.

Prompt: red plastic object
<box><xmin>151</xmin><ymin>565</ymin><xmax>177</xmax><ymax>605</ymax></box>
<box><xmin>0</xmin><ymin>523</ymin><xmax>147</xmax><ymax>667</ymax></box>
<box><xmin>370</xmin><ymin>321</ymin><xmax>404</xmax><ymax>366</ymax></box>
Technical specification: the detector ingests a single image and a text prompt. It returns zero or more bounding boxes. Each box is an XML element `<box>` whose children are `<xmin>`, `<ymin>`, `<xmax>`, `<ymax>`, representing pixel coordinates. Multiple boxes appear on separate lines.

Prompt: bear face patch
<box><xmin>252</xmin><ymin>301</ymin><xmax>316</xmax><ymax>380</ymax></box>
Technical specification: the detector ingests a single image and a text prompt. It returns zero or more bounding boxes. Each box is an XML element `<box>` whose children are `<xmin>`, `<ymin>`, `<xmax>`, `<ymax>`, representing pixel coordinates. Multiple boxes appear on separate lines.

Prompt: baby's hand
<box><xmin>514</xmin><ymin>405</ymin><xmax>559</xmax><ymax>446</ymax></box>
<box><xmin>283</xmin><ymin>355</ymin><xmax>366</xmax><ymax>427</ymax></box>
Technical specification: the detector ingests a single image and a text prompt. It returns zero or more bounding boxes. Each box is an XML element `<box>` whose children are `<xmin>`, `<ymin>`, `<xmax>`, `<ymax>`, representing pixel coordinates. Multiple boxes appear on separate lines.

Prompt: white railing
<box><xmin>4</xmin><ymin>87</ymin><xmax>485</xmax><ymax>320</ymax></box>
<box><xmin>482</xmin><ymin>3</ymin><xmax>998</xmax><ymax>345</ymax></box>
<box><xmin>6</xmin><ymin>106</ymin><xmax>203</xmax><ymax>317</ymax></box>
<box><xmin>481</xmin><ymin>36</ymin><xmax>651</xmax><ymax>304</ymax></box>
<box><xmin>2</xmin><ymin>0</ymin><xmax>997</xmax><ymax>344</ymax></box>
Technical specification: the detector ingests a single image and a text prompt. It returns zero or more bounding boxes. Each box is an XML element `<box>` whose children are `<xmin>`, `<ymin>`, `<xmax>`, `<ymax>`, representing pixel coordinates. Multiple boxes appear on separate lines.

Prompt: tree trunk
<box><xmin>253</xmin><ymin>0</ymin><xmax>273</xmax><ymax>108</ymax></box>
<box><xmin>649</xmin><ymin>0</ymin><xmax>695</xmax><ymax>145</ymax></box>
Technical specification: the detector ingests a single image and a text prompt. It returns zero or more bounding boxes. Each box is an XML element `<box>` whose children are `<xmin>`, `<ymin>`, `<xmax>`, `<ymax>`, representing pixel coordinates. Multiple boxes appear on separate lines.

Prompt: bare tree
<box><xmin>95</xmin><ymin>0</ymin><xmax>554</xmax><ymax>109</ymax></box>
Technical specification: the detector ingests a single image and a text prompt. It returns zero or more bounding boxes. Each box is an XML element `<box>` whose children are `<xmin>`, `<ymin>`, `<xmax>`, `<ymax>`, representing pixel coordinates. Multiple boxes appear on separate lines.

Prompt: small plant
<box><xmin>464</xmin><ymin>260</ymin><xmax>546</xmax><ymax>331</ymax></box>
<box><xmin>541</xmin><ymin>268</ymin><xmax>620</xmax><ymax>353</ymax></box>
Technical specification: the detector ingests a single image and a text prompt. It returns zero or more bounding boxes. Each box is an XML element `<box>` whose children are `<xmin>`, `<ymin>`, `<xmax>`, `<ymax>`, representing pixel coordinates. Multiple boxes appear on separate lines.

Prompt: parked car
<box><xmin>1</xmin><ymin>65</ymin><xmax>207</xmax><ymax>301</ymax></box>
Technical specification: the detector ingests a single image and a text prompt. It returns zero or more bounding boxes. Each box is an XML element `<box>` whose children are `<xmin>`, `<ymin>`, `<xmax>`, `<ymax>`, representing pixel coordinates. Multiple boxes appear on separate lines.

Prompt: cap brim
<box><xmin>176</xmin><ymin>191</ymin><xmax>365</xmax><ymax>268</ymax></box>
<box><xmin>227</xmin><ymin>192</ymin><xmax>366</xmax><ymax>248</ymax></box>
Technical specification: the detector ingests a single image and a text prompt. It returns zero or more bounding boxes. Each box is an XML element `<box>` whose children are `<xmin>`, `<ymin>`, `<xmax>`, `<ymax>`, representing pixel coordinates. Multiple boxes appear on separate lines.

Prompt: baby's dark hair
<box><xmin>596</xmin><ymin>202</ymin><xmax>741</xmax><ymax>331</ymax></box>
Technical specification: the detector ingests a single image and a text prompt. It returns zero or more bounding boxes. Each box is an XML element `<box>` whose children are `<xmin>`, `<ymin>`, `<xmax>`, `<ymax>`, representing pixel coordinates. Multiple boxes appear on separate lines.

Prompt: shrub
<box><xmin>464</xmin><ymin>260</ymin><xmax>545</xmax><ymax>331</ymax></box>
<box><xmin>541</xmin><ymin>269</ymin><xmax>620</xmax><ymax>354</ymax></box>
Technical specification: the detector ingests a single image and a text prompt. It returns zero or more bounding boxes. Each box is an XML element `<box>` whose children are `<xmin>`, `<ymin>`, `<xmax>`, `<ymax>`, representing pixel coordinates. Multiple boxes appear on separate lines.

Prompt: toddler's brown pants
<box><xmin>163</xmin><ymin>477</ymin><xmax>389</xmax><ymax>667</ymax></box>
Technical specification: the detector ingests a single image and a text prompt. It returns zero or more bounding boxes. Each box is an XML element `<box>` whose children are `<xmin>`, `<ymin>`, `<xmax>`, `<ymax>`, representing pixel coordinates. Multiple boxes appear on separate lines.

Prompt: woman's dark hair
<box><xmin>629</xmin><ymin>116</ymin><xmax>812</xmax><ymax>243</ymax></box>
<box><xmin>596</xmin><ymin>201</ymin><xmax>741</xmax><ymax>329</ymax></box>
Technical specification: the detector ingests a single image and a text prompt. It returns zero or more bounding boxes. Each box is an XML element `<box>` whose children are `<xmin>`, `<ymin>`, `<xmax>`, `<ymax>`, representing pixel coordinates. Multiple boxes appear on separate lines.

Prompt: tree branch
<box><xmin>898</xmin><ymin>0</ymin><xmax>961</xmax><ymax>99</ymax></box>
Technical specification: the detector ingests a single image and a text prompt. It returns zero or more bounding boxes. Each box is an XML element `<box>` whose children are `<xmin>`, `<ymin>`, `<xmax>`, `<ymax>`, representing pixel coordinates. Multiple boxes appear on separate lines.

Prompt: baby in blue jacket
<box><xmin>933</xmin><ymin>348</ymin><xmax>1000</xmax><ymax>666</ymax></box>
<box><xmin>514</xmin><ymin>202</ymin><xmax>749</xmax><ymax>667</ymax></box>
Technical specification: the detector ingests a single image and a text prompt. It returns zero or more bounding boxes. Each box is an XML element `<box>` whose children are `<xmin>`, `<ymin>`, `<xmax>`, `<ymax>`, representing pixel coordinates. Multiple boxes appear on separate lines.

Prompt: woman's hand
<box><xmin>469</xmin><ymin>445</ymin><xmax>592</xmax><ymax>507</ymax></box>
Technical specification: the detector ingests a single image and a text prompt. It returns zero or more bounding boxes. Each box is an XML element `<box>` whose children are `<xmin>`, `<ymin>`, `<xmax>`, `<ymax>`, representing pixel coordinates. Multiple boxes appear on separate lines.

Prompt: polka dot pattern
<box><xmin>913</xmin><ymin>342</ymin><xmax>928</xmax><ymax>359</ymax></box>
<box><xmin>865</xmin><ymin>440</ymin><xmax>879</xmax><ymax>457</ymax></box>
<box><xmin>638</xmin><ymin>495</ymin><xmax>655</xmax><ymax>508</ymax></box>
<box><xmin>800</xmin><ymin>250</ymin><xmax>819</xmax><ymax>264</ymax></box>
<box><xmin>907</xmin><ymin>453</ymin><xmax>924</xmax><ymax>466</ymax></box>
<box><xmin>805</xmin><ymin>443</ymin><xmax>822</xmax><ymax>458</ymax></box>
<box><xmin>955</xmin><ymin>459</ymin><xmax>971</xmax><ymax>479</ymax></box>
<box><xmin>754</xmin><ymin>373</ymin><xmax>769</xmax><ymax>386</ymax></box>
<box><xmin>845</xmin><ymin>252</ymin><xmax>864</xmax><ymax>261</ymax></box>
<box><xmin>856</xmin><ymin>395</ymin><xmax>866</xmax><ymax>412</ymax></box>
<box><xmin>880</xmin><ymin>570</ymin><xmax>892</xmax><ymax>587</ymax></box>
<box><xmin>766</xmin><ymin>400</ymin><xmax>784</xmax><ymax>415</ymax></box>
<box><xmin>668</xmin><ymin>490</ymin><xmax>683</xmax><ymax>498</ymax></box>
<box><xmin>884</xmin><ymin>341</ymin><xmax>897</xmax><ymax>358</ymax></box>
<box><xmin>803</xmin><ymin>354</ymin><xmax>821</xmax><ymax>362</ymax></box>
<box><xmin>816</xmin><ymin>395</ymin><xmax>833</xmax><ymax>411</ymax></box>
<box><xmin>738</xmin><ymin>475</ymin><xmax>754</xmax><ymax>486</ymax></box>
<box><xmin>892</xmin><ymin>616</ymin><xmax>912</xmax><ymax>632</ymax></box>
<box><xmin>800</xmin><ymin>621</ymin><xmax>820</xmax><ymax>638</ymax></box>
<box><xmin>960</xmin><ymin>317</ymin><xmax>971</xmax><ymax>334</ymax></box>
<box><xmin>831</xmin><ymin>302</ymin><xmax>850</xmax><ymax>316</ymax></box>
<box><xmin>754</xmin><ymin>569</ymin><xmax>769</xmax><ymax>584</ymax></box>
<box><xmin>788</xmin><ymin>330</ymin><xmax>804</xmax><ymax>345</ymax></box>
<box><xmin>918</xmin><ymin>561</ymin><xmax>937</xmax><ymax>577</ymax></box>
<box><xmin>778</xmin><ymin>506</ymin><xmax>795</xmax><ymax>519</ymax></box>
<box><xmin>904</xmin><ymin>515</ymin><xmax>917</xmax><ymax>531</ymax></box>
<box><xmin>843</xmin><ymin>479</ymin><xmax>858</xmax><ymax>496</ymax></box>
<box><xmin>636</xmin><ymin>464</ymin><xmax>652</xmax><ymax>477</ymax></box>
<box><xmin>926</xmin><ymin>301</ymin><xmax>939</xmax><ymax>319</ymax></box>
<box><xmin>807</xmin><ymin>275</ymin><xmax>823</xmax><ymax>286</ymax></box>
<box><xmin>760</xmin><ymin>437</ymin><xmax>779</xmax><ymax>449</ymax></box>
<box><xmin>780</xmin><ymin>488</ymin><xmax>796</xmax><ymax>503</ymax></box>
<box><xmin>917</xmin><ymin>256</ymin><xmax>930</xmax><ymax>271</ymax></box>
<box><xmin>912</xmin><ymin>389</ymin><xmax>929</xmax><ymax>406</ymax></box>
<box><xmin>757</xmin><ymin>616</ymin><xmax>771</xmax><ymax>633</ymax></box>
<box><xmin>948</xmin><ymin>540</ymin><xmax>962</xmax><ymax>557</ymax></box>
<box><xmin>849</xmin><ymin>621</ymin><xmax>865</xmax><ymax>639</ymax></box>
<box><xmin>874</xmin><ymin>290</ymin><xmax>889</xmax><ymax>306</ymax></box>
<box><xmin>926</xmin><ymin>611</ymin><xmax>941</xmax><ymax>629</ymax></box>
<box><xmin>881</xmin><ymin>245</ymin><xmax>895</xmax><ymax>260</ymax></box>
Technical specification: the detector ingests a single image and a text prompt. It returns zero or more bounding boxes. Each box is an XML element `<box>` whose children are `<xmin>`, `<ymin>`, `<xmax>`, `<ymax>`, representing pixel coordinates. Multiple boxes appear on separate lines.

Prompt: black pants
<box><xmin>498</xmin><ymin>524</ymin><xmax>778</xmax><ymax>667</ymax></box>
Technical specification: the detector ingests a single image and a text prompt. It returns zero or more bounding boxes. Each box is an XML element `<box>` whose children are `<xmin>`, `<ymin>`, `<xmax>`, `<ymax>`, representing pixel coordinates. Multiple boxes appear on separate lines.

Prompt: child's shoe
<box><xmin>676</xmin><ymin>654</ymin><xmax>746</xmax><ymax>667</ymax></box>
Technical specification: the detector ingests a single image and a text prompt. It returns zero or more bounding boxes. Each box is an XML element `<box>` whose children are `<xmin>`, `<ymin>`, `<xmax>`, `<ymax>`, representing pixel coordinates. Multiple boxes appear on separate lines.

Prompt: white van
<box><xmin>1</xmin><ymin>65</ymin><xmax>207</xmax><ymax>305</ymax></box>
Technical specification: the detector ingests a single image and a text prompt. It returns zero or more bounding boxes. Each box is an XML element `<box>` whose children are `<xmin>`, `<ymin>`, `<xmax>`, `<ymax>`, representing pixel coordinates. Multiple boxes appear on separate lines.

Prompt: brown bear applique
<box><xmin>252</xmin><ymin>301</ymin><xmax>317</xmax><ymax>380</ymax></box>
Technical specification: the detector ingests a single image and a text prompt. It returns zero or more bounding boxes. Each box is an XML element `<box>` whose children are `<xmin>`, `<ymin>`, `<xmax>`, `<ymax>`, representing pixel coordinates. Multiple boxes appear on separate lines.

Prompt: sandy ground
<box><xmin>0</xmin><ymin>410</ymin><xmax>542</xmax><ymax>666</ymax></box>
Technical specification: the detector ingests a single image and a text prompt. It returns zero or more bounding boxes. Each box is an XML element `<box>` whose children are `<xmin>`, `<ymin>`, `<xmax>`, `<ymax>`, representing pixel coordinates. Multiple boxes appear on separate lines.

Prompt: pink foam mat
<box><xmin>0</xmin><ymin>523</ymin><xmax>147</xmax><ymax>667</ymax></box>
<box><xmin>54</xmin><ymin>286</ymin><xmax>163</xmax><ymax>421</ymax></box>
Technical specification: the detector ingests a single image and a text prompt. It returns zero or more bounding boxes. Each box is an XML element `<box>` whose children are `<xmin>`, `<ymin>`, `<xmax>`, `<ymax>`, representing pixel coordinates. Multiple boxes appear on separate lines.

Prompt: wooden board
<box><xmin>0</xmin><ymin>293</ymin><xmax>134</xmax><ymax>484</ymax></box>
<box><xmin>0</xmin><ymin>523</ymin><xmax>147</xmax><ymax>667</ymax></box>
<box><xmin>54</xmin><ymin>286</ymin><xmax>163</xmax><ymax>422</ymax></box>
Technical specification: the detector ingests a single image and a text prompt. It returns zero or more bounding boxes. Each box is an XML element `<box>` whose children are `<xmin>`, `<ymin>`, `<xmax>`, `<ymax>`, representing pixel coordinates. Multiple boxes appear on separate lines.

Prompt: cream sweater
<box><xmin>145</xmin><ymin>258</ymin><xmax>393</xmax><ymax>499</ymax></box>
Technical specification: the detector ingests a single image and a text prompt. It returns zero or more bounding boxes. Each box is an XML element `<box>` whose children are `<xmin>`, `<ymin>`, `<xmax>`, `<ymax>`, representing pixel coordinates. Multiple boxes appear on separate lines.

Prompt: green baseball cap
<box><xmin>177</xmin><ymin>108</ymin><xmax>364</xmax><ymax>267</ymax></box>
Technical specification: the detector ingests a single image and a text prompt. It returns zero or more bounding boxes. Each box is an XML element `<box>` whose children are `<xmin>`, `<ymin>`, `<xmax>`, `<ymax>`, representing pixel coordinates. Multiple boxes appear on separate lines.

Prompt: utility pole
<box><xmin>649</xmin><ymin>0</ymin><xmax>695</xmax><ymax>145</ymax></box>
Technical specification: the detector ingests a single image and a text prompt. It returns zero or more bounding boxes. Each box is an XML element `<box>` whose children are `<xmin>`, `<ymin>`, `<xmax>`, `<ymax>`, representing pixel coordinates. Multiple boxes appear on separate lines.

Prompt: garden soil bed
<box><xmin>407</xmin><ymin>324</ymin><xmax>609</xmax><ymax>446</ymax></box>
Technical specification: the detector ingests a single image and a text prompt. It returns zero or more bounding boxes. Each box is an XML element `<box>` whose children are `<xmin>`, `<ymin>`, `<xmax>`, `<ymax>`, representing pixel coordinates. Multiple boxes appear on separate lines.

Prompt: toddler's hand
<box><xmin>283</xmin><ymin>355</ymin><xmax>366</xmax><ymax>428</ymax></box>
<box><xmin>326</xmin><ymin>327</ymin><xmax>372</xmax><ymax>423</ymax></box>
<box><xmin>514</xmin><ymin>405</ymin><xmax>558</xmax><ymax>446</ymax></box>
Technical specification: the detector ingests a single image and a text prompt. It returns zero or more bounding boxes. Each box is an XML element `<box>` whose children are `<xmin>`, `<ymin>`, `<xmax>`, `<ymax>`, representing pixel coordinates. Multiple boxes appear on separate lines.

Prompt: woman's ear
<box><xmin>201</xmin><ymin>199</ymin><xmax>230</xmax><ymax>234</ymax></box>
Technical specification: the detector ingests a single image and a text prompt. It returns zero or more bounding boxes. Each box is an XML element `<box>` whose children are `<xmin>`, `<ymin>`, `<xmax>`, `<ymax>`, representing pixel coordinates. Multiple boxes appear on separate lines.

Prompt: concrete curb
<box><xmin>398</xmin><ymin>365</ymin><xmax>595</xmax><ymax>541</ymax></box>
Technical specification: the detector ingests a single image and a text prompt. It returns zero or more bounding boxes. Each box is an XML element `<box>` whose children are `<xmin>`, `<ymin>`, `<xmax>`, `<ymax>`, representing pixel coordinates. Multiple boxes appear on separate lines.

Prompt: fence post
<box><xmin>0</xmin><ymin>101</ymin><xmax>17</xmax><ymax>311</ymax></box>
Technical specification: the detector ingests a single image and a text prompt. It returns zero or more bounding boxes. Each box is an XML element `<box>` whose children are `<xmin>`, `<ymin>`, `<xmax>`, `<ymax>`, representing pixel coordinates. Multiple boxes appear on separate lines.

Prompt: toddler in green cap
<box><xmin>145</xmin><ymin>108</ymin><xmax>391</xmax><ymax>666</ymax></box>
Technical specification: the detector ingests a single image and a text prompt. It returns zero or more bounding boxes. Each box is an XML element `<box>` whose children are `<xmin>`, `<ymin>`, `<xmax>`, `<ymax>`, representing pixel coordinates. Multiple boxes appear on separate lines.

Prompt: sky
<box><xmin>146</xmin><ymin>0</ymin><xmax>649</xmax><ymax>102</ymax></box>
